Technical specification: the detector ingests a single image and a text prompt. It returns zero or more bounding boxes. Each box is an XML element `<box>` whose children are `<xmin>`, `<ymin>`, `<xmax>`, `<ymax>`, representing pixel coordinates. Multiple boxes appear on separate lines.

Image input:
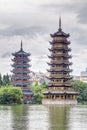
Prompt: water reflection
<box><xmin>11</xmin><ymin>105</ymin><xmax>29</xmax><ymax>130</ymax></box>
<box><xmin>48</xmin><ymin>106</ymin><xmax>69</xmax><ymax>130</ymax></box>
<box><xmin>0</xmin><ymin>105</ymin><xmax>12</xmax><ymax>130</ymax></box>
<box><xmin>28</xmin><ymin>105</ymin><xmax>49</xmax><ymax>130</ymax></box>
<box><xmin>0</xmin><ymin>105</ymin><xmax>87</xmax><ymax>130</ymax></box>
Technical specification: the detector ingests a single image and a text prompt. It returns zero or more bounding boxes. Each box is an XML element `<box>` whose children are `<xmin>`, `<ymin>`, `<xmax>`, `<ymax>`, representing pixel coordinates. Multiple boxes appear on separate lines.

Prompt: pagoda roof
<box><xmin>50</xmin><ymin>17</ymin><xmax>69</xmax><ymax>38</ymax></box>
<box><xmin>12</xmin><ymin>41</ymin><xmax>30</xmax><ymax>56</ymax></box>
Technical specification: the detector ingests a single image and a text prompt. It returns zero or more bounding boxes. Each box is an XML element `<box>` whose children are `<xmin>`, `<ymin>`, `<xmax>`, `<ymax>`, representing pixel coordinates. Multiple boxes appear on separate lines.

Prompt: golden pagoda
<box><xmin>42</xmin><ymin>18</ymin><xmax>78</xmax><ymax>104</ymax></box>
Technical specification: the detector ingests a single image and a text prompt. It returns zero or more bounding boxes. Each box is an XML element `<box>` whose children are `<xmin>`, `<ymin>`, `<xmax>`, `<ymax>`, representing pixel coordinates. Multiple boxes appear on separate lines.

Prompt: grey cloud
<box><xmin>1</xmin><ymin>52</ymin><xmax>11</xmax><ymax>58</ymax></box>
<box><xmin>0</xmin><ymin>26</ymin><xmax>48</xmax><ymax>36</ymax></box>
<box><xmin>77</xmin><ymin>4</ymin><xmax>87</xmax><ymax>24</ymax></box>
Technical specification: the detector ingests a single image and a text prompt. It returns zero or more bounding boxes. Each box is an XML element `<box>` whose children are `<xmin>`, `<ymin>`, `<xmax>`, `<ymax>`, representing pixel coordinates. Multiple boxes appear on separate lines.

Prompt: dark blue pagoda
<box><xmin>11</xmin><ymin>41</ymin><xmax>33</xmax><ymax>103</ymax></box>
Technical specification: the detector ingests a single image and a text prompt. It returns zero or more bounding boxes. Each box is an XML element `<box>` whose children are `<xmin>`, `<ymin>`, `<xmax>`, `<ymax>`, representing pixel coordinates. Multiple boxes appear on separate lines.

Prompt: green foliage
<box><xmin>0</xmin><ymin>85</ymin><xmax>23</xmax><ymax>104</ymax></box>
<box><xmin>0</xmin><ymin>73</ymin><xmax>11</xmax><ymax>87</ymax></box>
<box><xmin>2</xmin><ymin>74</ymin><xmax>10</xmax><ymax>86</ymax></box>
<box><xmin>32</xmin><ymin>82</ymin><xmax>47</xmax><ymax>104</ymax></box>
<box><xmin>0</xmin><ymin>73</ymin><xmax>3</xmax><ymax>87</ymax></box>
<box><xmin>72</xmin><ymin>80</ymin><xmax>87</xmax><ymax>102</ymax></box>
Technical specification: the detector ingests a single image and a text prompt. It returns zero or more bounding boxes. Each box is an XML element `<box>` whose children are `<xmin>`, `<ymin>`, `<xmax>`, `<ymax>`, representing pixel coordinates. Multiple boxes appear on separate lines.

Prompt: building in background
<box><xmin>80</xmin><ymin>68</ymin><xmax>87</xmax><ymax>82</ymax></box>
<box><xmin>42</xmin><ymin>18</ymin><xmax>78</xmax><ymax>104</ymax></box>
<box><xmin>11</xmin><ymin>41</ymin><xmax>33</xmax><ymax>103</ymax></box>
<box><xmin>30</xmin><ymin>71</ymin><xmax>49</xmax><ymax>84</ymax></box>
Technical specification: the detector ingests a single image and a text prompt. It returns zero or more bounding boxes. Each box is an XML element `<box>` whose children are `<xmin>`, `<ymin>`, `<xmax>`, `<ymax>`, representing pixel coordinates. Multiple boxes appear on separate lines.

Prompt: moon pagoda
<box><xmin>11</xmin><ymin>41</ymin><xmax>33</xmax><ymax>103</ymax></box>
<box><xmin>42</xmin><ymin>18</ymin><xmax>78</xmax><ymax>105</ymax></box>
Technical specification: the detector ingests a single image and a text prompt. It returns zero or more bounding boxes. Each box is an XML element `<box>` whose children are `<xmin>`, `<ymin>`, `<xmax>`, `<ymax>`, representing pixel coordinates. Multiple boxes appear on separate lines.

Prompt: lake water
<box><xmin>0</xmin><ymin>104</ymin><xmax>87</xmax><ymax>130</ymax></box>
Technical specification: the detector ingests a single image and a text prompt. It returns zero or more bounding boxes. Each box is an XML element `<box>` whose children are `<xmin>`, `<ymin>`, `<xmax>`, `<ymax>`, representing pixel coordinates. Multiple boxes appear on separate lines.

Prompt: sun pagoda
<box><xmin>11</xmin><ymin>41</ymin><xmax>33</xmax><ymax>103</ymax></box>
<box><xmin>42</xmin><ymin>18</ymin><xmax>78</xmax><ymax>105</ymax></box>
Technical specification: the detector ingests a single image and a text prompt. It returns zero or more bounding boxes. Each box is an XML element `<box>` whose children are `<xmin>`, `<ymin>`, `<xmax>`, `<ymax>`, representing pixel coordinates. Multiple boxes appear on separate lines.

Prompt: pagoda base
<box><xmin>42</xmin><ymin>99</ymin><xmax>78</xmax><ymax>105</ymax></box>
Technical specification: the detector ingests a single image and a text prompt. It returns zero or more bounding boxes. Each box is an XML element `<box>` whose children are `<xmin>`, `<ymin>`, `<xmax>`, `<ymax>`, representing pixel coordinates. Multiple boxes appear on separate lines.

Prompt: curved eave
<box><xmin>50</xmin><ymin>30</ymin><xmax>70</xmax><ymax>38</ymax></box>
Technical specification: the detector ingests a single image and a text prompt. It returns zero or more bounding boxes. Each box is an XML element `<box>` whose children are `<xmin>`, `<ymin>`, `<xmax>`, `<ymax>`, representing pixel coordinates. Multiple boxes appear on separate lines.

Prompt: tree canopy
<box><xmin>72</xmin><ymin>80</ymin><xmax>87</xmax><ymax>102</ymax></box>
<box><xmin>32</xmin><ymin>82</ymin><xmax>47</xmax><ymax>104</ymax></box>
<box><xmin>0</xmin><ymin>86</ymin><xmax>23</xmax><ymax>104</ymax></box>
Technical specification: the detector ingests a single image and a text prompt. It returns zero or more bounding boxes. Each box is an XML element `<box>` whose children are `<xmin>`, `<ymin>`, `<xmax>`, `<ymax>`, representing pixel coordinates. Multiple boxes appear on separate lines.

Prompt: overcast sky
<box><xmin>0</xmin><ymin>0</ymin><xmax>87</xmax><ymax>75</ymax></box>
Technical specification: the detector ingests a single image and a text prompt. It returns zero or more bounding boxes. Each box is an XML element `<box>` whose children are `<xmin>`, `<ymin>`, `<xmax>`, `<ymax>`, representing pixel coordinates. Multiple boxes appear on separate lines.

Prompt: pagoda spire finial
<box><xmin>21</xmin><ymin>40</ymin><xmax>23</xmax><ymax>51</ymax></box>
<box><xmin>59</xmin><ymin>16</ymin><xmax>61</xmax><ymax>30</ymax></box>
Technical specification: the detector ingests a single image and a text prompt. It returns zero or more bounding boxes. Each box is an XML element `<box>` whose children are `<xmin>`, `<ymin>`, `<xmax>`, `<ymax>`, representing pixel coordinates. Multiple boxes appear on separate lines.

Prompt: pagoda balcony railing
<box><xmin>12</xmin><ymin>59</ymin><xmax>30</xmax><ymax>62</ymax></box>
<box><xmin>14</xmin><ymin>57</ymin><xmax>30</xmax><ymax>59</ymax></box>
<box><xmin>49</xmin><ymin>75</ymin><xmax>72</xmax><ymax>79</ymax></box>
<box><xmin>13</xmin><ymin>68</ymin><xmax>29</xmax><ymax>71</ymax></box>
<box><xmin>51</xmin><ymin>60</ymin><xmax>71</xmax><ymax>63</ymax></box>
<box><xmin>12</xmin><ymin>83</ymin><xmax>29</xmax><ymax>86</ymax></box>
<box><xmin>11</xmin><ymin>70</ymin><xmax>30</xmax><ymax>73</ymax></box>
<box><xmin>49</xmin><ymin>81</ymin><xmax>71</xmax><ymax>84</ymax></box>
<box><xmin>12</xmin><ymin>70</ymin><xmax>30</xmax><ymax>73</ymax></box>
<box><xmin>11</xmin><ymin>64</ymin><xmax>30</xmax><ymax>68</ymax></box>
<box><xmin>52</xmin><ymin>44</ymin><xmax>68</xmax><ymax>48</ymax></box>
<box><xmin>12</xmin><ymin>74</ymin><xmax>30</xmax><ymax>78</ymax></box>
<box><xmin>12</xmin><ymin>63</ymin><xmax>31</xmax><ymax>67</ymax></box>
<box><xmin>48</xmin><ymin>61</ymin><xmax>72</xmax><ymax>65</ymax></box>
<box><xmin>49</xmin><ymin>67</ymin><xmax>72</xmax><ymax>71</ymax></box>
<box><xmin>47</xmin><ymin>68</ymin><xmax>72</xmax><ymax>72</ymax></box>
<box><xmin>48</xmin><ymin>83</ymin><xmax>71</xmax><ymax>87</ymax></box>
<box><xmin>49</xmin><ymin>47</ymin><xmax>71</xmax><ymax>51</ymax></box>
<box><xmin>12</xmin><ymin>80</ymin><xmax>29</xmax><ymax>83</ymax></box>
<box><xmin>12</xmin><ymin>76</ymin><xmax>30</xmax><ymax>80</ymax></box>
<box><xmin>50</xmin><ymin>40</ymin><xmax>70</xmax><ymax>45</ymax></box>
<box><xmin>48</xmin><ymin>54</ymin><xmax>72</xmax><ymax>58</ymax></box>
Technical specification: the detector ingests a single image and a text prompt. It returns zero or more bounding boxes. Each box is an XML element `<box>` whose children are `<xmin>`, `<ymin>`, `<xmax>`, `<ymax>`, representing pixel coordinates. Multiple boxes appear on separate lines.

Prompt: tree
<box><xmin>0</xmin><ymin>73</ymin><xmax>3</xmax><ymax>87</ymax></box>
<box><xmin>2</xmin><ymin>74</ymin><xmax>10</xmax><ymax>86</ymax></box>
<box><xmin>32</xmin><ymin>82</ymin><xmax>46</xmax><ymax>104</ymax></box>
<box><xmin>72</xmin><ymin>80</ymin><xmax>87</xmax><ymax>102</ymax></box>
<box><xmin>0</xmin><ymin>86</ymin><xmax>23</xmax><ymax>104</ymax></box>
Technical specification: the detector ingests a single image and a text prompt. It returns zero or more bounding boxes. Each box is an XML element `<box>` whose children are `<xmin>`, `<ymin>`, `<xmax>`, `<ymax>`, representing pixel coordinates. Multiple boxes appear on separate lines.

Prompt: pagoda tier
<box><xmin>42</xmin><ymin>18</ymin><xmax>78</xmax><ymax>105</ymax></box>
